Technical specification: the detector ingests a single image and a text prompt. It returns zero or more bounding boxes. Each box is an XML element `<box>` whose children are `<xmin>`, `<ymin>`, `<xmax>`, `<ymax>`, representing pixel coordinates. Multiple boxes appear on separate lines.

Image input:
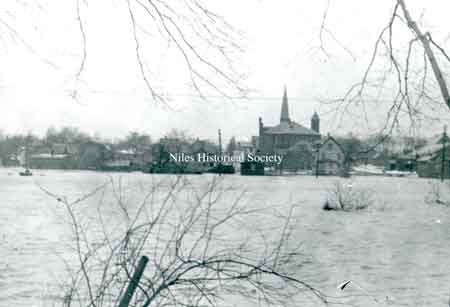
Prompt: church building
<box><xmin>258</xmin><ymin>87</ymin><xmax>321</xmax><ymax>170</ymax></box>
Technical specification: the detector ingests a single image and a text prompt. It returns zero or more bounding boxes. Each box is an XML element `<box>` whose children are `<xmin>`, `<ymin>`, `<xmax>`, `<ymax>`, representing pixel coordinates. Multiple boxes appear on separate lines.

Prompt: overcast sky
<box><xmin>1</xmin><ymin>0</ymin><xmax>449</xmax><ymax>142</ymax></box>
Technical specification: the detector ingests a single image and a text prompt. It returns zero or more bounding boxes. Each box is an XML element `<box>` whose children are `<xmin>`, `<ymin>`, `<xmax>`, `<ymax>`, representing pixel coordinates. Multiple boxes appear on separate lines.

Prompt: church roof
<box><xmin>264</xmin><ymin>120</ymin><xmax>320</xmax><ymax>135</ymax></box>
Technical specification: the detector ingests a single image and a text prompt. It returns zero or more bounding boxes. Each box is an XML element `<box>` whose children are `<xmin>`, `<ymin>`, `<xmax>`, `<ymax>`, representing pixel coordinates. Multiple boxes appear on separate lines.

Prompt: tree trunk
<box><xmin>398</xmin><ymin>0</ymin><xmax>450</xmax><ymax>110</ymax></box>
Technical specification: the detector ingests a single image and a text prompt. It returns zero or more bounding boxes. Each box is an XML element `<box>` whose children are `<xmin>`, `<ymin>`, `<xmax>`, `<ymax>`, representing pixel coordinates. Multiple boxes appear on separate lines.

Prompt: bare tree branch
<box><xmin>39</xmin><ymin>176</ymin><xmax>340</xmax><ymax>307</ymax></box>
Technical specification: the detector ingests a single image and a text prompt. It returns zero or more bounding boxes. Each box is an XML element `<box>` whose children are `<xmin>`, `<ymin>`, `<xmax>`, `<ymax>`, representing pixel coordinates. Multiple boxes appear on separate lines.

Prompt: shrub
<box><xmin>425</xmin><ymin>180</ymin><xmax>450</xmax><ymax>206</ymax></box>
<box><xmin>323</xmin><ymin>181</ymin><xmax>374</xmax><ymax>211</ymax></box>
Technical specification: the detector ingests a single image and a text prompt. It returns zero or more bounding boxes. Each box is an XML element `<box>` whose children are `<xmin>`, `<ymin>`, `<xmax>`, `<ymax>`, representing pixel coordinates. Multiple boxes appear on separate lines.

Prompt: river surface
<box><xmin>1</xmin><ymin>168</ymin><xmax>449</xmax><ymax>307</ymax></box>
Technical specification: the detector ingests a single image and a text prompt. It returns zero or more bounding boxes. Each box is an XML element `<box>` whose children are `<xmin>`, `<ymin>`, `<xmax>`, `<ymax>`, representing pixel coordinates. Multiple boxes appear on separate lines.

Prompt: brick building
<box><xmin>258</xmin><ymin>87</ymin><xmax>321</xmax><ymax>171</ymax></box>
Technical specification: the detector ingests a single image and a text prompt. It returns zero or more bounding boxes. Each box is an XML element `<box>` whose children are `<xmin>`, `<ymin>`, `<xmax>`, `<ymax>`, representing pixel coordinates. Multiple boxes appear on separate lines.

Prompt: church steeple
<box><xmin>280</xmin><ymin>86</ymin><xmax>290</xmax><ymax>123</ymax></box>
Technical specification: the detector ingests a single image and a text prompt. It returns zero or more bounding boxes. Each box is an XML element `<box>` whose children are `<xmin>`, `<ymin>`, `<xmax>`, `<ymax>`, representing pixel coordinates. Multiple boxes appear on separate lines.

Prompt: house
<box><xmin>28</xmin><ymin>143</ymin><xmax>79</xmax><ymax>169</ymax></box>
<box><xmin>315</xmin><ymin>135</ymin><xmax>345</xmax><ymax>176</ymax></box>
<box><xmin>51</xmin><ymin>143</ymin><xmax>80</xmax><ymax>156</ymax></box>
<box><xmin>102</xmin><ymin>149</ymin><xmax>133</xmax><ymax>171</ymax></box>
<box><xmin>385</xmin><ymin>151</ymin><xmax>417</xmax><ymax>172</ymax></box>
<box><xmin>417</xmin><ymin>153</ymin><xmax>450</xmax><ymax>178</ymax></box>
<box><xmin>281</xmin><ymin>141</ymin><xmax>316</xmax><ymax>171</ymax></box>
<box><xmin>258</xmin><ymin>87</ymin><xmax>321</xmax><ymax>171</ymax></box>
<box><xmin>140</xmin><ymin>148</ymin><xmax>153</xmax><ymax>164</ymax></box>
<box><xmin>2</xmin><ymin>154</ymin><xmax>20</xmax><ymax>167</ymax></box>
<box><xmin>236</xmin><ymin>141</ymin><xmax>255</xmax><ymax>154</ymax></box>
<box><xmin>29</xmin><ymin>153</ymin><xmax>77</xmax><ymax>169</ymax></box>
<box><xmin>382</xmin><ymin>136</ymin><xmax>427</xmax><ymax>172</ymax></box>
<box><xmin>143</xmin><ymin>138</ymin><xmax>208</xmax><ymax>174</ymax></box>
<box><xmin>190</xmin><ymin>139</ymin><xmax>218</xmax><ymax>156</ymax></box>
<box><xmin>189</xmin><ymin>139</ymin><xmax>218</xmax><ymax>168</ymax></box>
<box><xmin>229</xmin><ymin>140</ymin><xmax>255</xmax><ymax>171</ymax></box>
<box><xmin>147</xmin><ymin>138</ymin><xmax>195</xmax><ymax>173</ymax></box>
<box><xmin>152</xmin><ymin>137</ymin><xmax>192</xmax><ymax>165</ymax></box>
<box><xmin>416</xmin><ymin>132</ymin><xmax>450</xmax><ymax>178</ymax></box>
<box><xmin>240</xmin><ymin>160</ymin><xmax>264</xmax><ymax>176</ymax></box>
<box><xmin>251</xmin><ymin>136</ymin><xmax>259</xmax><ymax>149</ymax></box>
<box><xmin>77</xmin><ymin>141</ymin><xmax>110</xmax><ymax>170</ymax></box>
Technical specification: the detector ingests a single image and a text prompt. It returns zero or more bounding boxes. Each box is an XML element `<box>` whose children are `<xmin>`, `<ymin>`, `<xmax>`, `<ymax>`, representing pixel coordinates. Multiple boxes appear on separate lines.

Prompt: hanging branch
<box><xmin>397</xmin><ymin>0</ymin><xmax>450</xmax><ymax>110</ymax></box>
<box><xmin>1</xmin><ymin>1</ymin><xmax>247</xmax><ymax>105</ymax></box>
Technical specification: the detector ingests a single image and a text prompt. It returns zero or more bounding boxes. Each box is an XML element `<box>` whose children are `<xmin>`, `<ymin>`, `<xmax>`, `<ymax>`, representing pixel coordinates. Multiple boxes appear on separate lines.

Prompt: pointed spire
<box><xmin>280</xmin><ymin>86</ymin><xmax>290</xmax><ymax>123</ymax></box>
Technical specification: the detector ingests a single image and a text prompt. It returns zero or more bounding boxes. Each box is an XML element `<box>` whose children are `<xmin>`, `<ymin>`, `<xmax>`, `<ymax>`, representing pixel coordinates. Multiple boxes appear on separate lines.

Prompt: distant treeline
<box><xmin>0</xmin><ymin>126</ymin><xmax>430</xmax><ymax>166</ymax></box>
<box><xmin>0</xmin><ymin>126</ymin><xmax>151</xmax><ymax>163</ymax></box>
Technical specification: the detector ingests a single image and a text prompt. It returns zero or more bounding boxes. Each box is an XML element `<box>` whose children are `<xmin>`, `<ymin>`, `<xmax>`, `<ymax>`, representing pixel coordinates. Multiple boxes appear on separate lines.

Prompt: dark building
<box><xmin>29</xmin><ymin>143</ymin><xmax>79</xmax><ymax>169</ymax></box>
<box><xmin>416</xmin><ymin>132</ymin><xmax>450</xmax><ymax>178</ymax></box>
<box><xmin>77</xmin><ymin>141</ymin><xmax>110</xmax><ymax>170</ymax></box>
<box><xmin>386</xmin><ymin>152</ymin><xmax>417</xmax><ymax>172</ymax></box>
<box><xmin>258</xmin><ymin>87</ymin><xmax>321</xmax><ymax>171</ymax></box>
<box><xmin>315</xmin><ymin>135</ymin><xmax>346</xmax><ymax>176</ymax></box>
<box><xmin>240</xmin><ymin>161</ymin><xmax>264</xmax><ymax>176</ymax></box>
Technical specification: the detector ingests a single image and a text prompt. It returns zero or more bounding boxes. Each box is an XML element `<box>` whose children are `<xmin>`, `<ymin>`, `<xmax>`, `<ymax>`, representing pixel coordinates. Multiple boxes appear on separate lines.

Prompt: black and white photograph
<box><xmin>1</xmin><ymin>1</ymin><xmax>450</xmax><ymax>306</ymax></box>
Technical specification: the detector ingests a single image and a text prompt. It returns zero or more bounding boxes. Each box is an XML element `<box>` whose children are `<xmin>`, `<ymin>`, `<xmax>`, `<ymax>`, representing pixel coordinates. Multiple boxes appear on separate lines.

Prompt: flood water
<box><xmin>1</xmin><ymin>168</ymin><xmax>450</xmax><ymax>306</ymax></box>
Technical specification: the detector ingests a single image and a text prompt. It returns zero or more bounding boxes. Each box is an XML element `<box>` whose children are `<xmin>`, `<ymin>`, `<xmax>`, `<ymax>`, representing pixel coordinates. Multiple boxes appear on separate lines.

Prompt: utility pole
<box><xmin>218</xmin><ymin>129</ymin><xmax>222</xmax><ymax>156</ymax></box>
<box><xmin>218</xmin><ymin>129</ymin><xmax>222</xmax><ymax>176</ymax></box>
<box><xmin>314</xmin><ymin>143</ymin><xmax>320</xmax><ymax>178</ymax></box>
<box><xmin>441</xmin><ymin>125</ymin><xmax>447</xmax><ymax>182</ymax></box>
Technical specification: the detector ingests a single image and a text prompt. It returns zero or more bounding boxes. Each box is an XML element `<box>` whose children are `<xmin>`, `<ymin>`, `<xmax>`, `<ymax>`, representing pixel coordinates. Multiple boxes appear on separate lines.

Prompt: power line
<box><xmin>168</xmin><ymin>94</ymin><xmax>399</xmax><ymax>103</ymax></box>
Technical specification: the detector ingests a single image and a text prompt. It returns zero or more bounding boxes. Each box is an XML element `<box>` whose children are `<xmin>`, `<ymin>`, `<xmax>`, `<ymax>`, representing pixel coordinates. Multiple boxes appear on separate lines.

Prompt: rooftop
<box><xmin>264</xmin><ymin>120</ymin><xmax>320</xmax><ymax>136</ymax></box>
